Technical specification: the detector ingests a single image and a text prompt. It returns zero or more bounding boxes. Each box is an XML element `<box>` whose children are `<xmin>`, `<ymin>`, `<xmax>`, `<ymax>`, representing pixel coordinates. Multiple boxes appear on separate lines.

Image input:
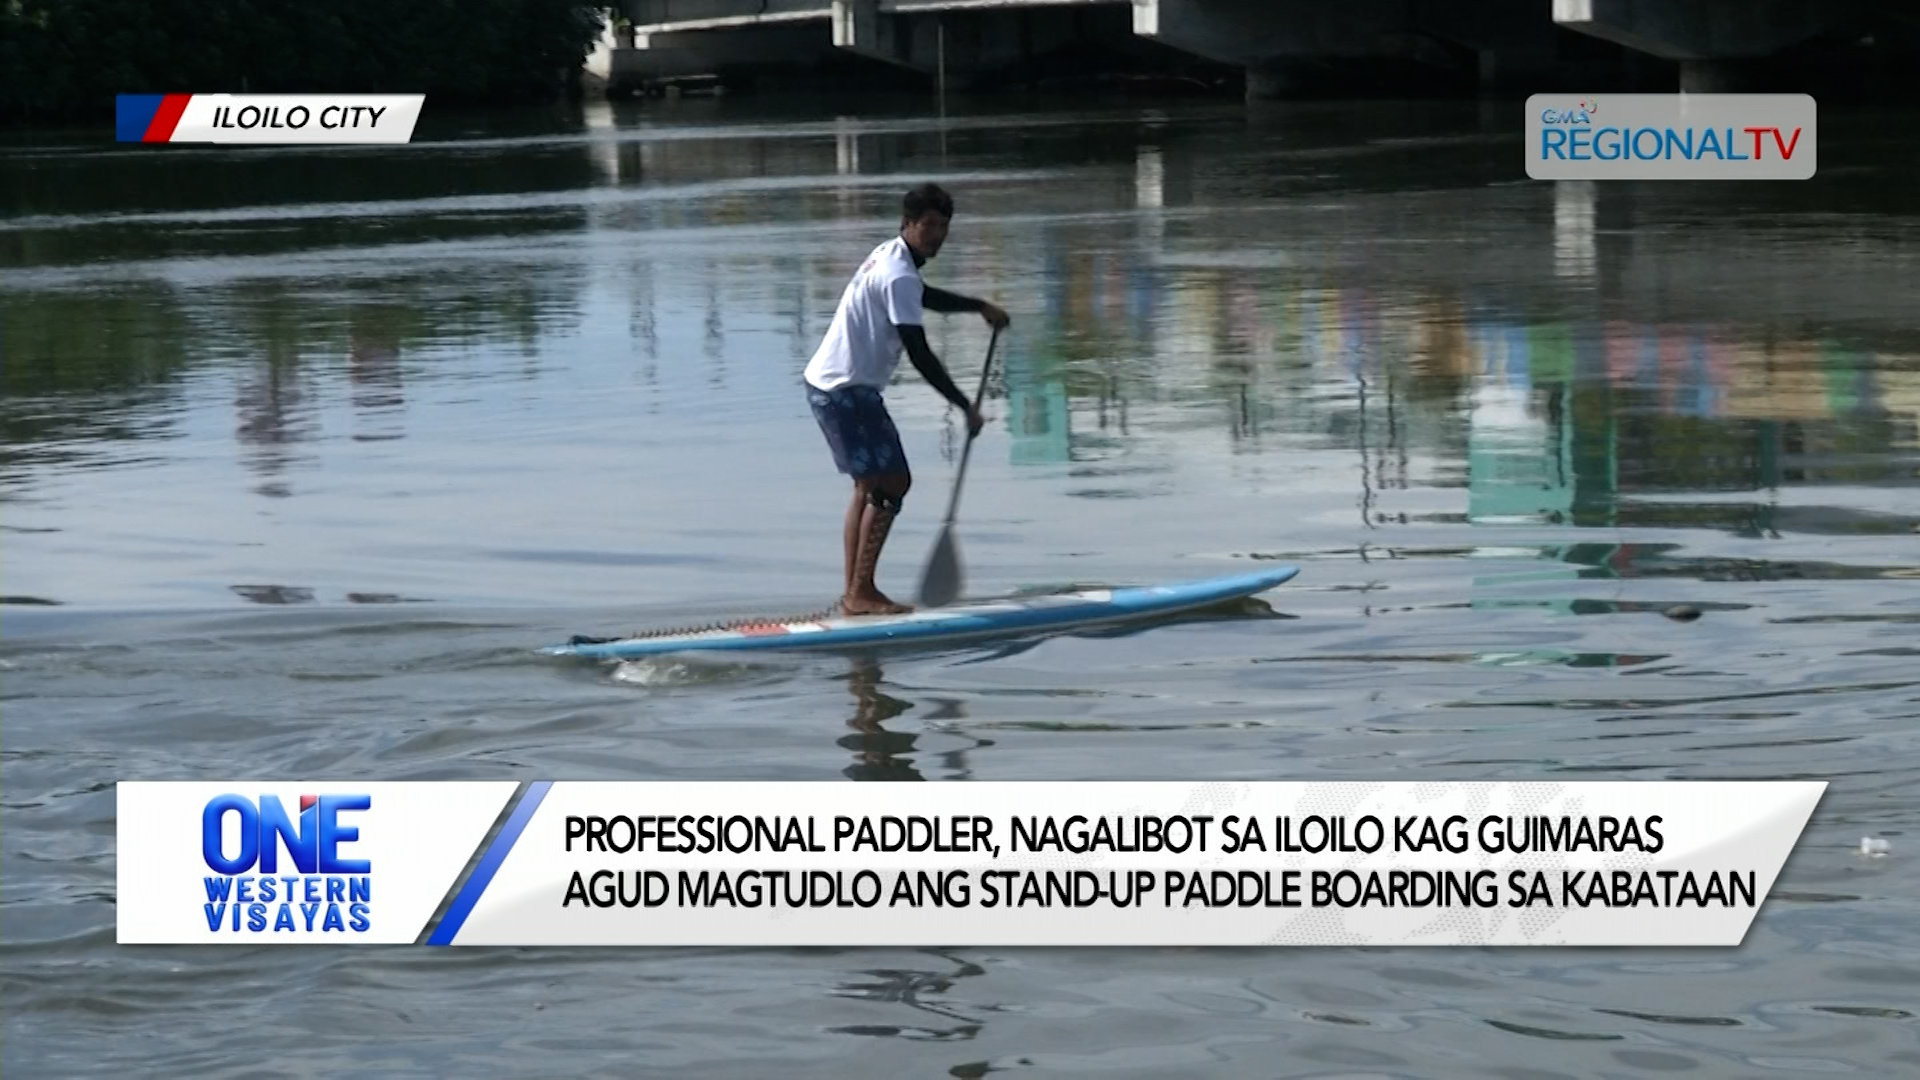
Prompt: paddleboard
<box><xmin>544</xmin><ymin>566</ymin><xmax>1299</xmax><ymax>660</ymax></box>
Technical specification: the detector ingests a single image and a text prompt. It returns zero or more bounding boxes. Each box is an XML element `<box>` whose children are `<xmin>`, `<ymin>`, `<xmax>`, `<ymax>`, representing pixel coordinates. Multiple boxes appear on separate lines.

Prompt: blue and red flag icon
<box><xmin>116</xmin><ymin>94</ymin><xmax>194</xmax><ymax>142</ymax></box>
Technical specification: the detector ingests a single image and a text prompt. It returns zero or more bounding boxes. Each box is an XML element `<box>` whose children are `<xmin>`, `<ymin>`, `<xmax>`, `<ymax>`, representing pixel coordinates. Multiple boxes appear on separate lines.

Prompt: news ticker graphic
<box><xmin>1527</xmin><ymin>93</ymin><xmax>1816</xmax><ymax>180</ymax></box>
<box><xmin>117</xmin><ymin>780</ymin><xmax>1825</xmax><ymax>947</ymax></box>
<box><xmin>115</xmin><ymin>94</ymin><xmax>424</xmax><ymax>144</ymax></box>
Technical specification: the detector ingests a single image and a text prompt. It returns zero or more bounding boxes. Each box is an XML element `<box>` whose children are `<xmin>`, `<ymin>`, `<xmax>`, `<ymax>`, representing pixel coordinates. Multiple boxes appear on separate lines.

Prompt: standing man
<box><xmin>804</xmin><ymin>182</ymin><xmax>1010</xmax><ymax>616</ymax></box>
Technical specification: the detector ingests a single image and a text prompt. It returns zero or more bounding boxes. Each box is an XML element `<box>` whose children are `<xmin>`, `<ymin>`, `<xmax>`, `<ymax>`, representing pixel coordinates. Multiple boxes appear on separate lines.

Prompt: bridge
<box><xmin>583</xmin><ymin>0</ymin><xmax>1917</xmax><ymax>98</ymax></box>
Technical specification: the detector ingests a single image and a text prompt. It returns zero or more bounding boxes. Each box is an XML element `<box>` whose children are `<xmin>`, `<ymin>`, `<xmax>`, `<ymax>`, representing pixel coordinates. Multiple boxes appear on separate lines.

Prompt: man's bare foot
<box><xmin>840</xmin><ymin>590</ymin><xmax>913</xmax><ymax>616</ymax></box>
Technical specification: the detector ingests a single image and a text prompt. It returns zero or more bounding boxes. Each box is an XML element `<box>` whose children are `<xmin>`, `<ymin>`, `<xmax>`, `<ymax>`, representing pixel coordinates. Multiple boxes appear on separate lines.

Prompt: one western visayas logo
<box><xmin>201</xmin><ymin>794</ymin><xmax>372</xmax><ymax>933</ymax></box>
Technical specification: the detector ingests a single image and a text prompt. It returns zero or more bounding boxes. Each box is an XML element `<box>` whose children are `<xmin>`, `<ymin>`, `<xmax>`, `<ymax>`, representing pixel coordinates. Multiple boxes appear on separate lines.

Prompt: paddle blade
<box><xmin>918</xmin><ymin>527</ymin><xmax>963</xmax><ymax>608</ymax></box>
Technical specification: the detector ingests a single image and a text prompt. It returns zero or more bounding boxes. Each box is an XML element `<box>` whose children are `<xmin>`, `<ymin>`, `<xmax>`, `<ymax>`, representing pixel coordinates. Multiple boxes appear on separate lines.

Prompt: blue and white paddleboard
<box><xmin>544</xmin><ymin>566</ymin><xmax>1300</xmax><ymax>660</ymax></box>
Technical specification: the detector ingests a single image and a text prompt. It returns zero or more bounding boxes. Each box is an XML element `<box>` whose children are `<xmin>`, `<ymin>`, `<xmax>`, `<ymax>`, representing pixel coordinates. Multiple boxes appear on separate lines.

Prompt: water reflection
<box><xmin>4</xmin><ymin>284</ymin><xmax>1911</xmax><ymax>539</ymax></box>
<box><xmin>348</xmin><ymin>334</ymin><xmax>405</xmax><ymax>443</ymax></box>
<box><xmin>827</xmin><ymin>948</ymin><xmax>989</xmax><ymax>1042</ymax></box>
<box><xmin>3</xmin><ymin>104</ymin><xmax>1915</xmax><ymax>540</ymax></box>
<box><xmin>1554</xmin><ymin>180</ymin><xmax>1598</xmax><ymax>282</ymax></box>
<box><xmin>836</xmin><ymin>658</ymin><xmax>994</xmax><ymax>783</ymax></box>
<box><xmin>841</xmin><ymin>658</ymin><xmax>925</xmax><ymax>782</ymax></box>
<box><xmin>994</xmin><ymin>241</ymin><xmax>1915</xmax><ymax>536</ymax></box>
<box><xmin>233</xmin><ymin>345</ymin><xmax>316</xmax><ymax>499</ymax></box>
<box><xmin>1002</xmin><ymin>341</ymin><xmax>1075</xmax><ymax>465</ymax></box>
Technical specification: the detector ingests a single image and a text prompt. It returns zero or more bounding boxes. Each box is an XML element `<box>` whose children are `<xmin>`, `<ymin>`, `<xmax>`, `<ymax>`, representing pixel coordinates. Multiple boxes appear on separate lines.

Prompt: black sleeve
<box><xmin>922</xmin><ymin>284</ymin><xmax>986</xmax><ymax>314</ymax></box>
<box><xmin>897</xmin><ymin>324</ymin><xmax>972</xmax><ymax>411</ymax></box>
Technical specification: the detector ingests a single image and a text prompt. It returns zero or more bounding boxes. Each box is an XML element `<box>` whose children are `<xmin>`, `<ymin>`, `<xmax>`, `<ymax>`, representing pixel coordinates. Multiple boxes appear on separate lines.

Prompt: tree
<box><xmin>1</xmin><ymin>0</ymin><xmax>608</xmax><ymax>126</ymax></box>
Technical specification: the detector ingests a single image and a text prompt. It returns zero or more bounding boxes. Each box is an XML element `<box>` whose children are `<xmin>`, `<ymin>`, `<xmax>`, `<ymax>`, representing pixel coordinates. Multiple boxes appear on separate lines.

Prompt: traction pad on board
<box><xmin>567</xmin><ymin>605</ymin><xmax>845</xmax><ymax>647</ymax></box>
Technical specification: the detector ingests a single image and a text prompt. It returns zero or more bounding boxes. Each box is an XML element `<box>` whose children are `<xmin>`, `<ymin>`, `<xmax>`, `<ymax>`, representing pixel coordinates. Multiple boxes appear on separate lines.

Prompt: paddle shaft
<box><xmin>939</xmin><ymin>326</ymin><xmax>1000</xmax><ymax>526</ymax></box>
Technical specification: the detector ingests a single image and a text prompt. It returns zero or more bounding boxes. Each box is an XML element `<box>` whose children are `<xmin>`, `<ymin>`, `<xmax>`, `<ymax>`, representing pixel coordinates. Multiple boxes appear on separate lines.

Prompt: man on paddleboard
<box><xmin>804</xmin><ymin>183</ymin><xmax>1009</xmax><ymax>616</ymax></box>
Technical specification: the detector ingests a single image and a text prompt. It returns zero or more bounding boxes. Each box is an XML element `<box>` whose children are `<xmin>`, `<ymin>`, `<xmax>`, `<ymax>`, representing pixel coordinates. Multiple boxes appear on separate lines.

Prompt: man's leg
<box><xmin>843</xmin><ymin>482</ymin><xmax>867</xmax><ymax>598</ymax></box>
<box><xmin>811</xmin><ymin>384</ymin><xmax>869</xmax><ymax>603</ymax></box>
<box><xmin>842</xmin><ymin>471</ymin><xmax>912</xmax><ymax>616</ymax></box>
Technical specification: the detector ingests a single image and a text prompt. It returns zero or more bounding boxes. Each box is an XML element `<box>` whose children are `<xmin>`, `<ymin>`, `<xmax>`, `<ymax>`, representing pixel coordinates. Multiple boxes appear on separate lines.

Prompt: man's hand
<box><xmin>980</xmin><ymin>301</ymin><xmax>1010</xmax><ymax>330</ymax></box>
<box><xmin>966</xmin><ymin>405</ymin><xmax>986</xmax><ymax>438</ymax></box>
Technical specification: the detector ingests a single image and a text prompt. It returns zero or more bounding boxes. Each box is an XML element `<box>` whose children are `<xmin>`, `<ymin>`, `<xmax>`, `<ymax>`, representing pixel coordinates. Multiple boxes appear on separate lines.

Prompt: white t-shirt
<box><xmin>804</xmin><ymin>236</ymin><xmax>924</xmax><ymax>392</ymax></box>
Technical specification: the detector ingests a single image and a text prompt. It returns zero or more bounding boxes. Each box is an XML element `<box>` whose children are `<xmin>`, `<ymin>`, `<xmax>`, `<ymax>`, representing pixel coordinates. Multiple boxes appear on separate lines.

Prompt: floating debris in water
<box><xmin>1859</xmin><ymin>837</ymin><xmax>1890</xmax><ymax>857</ymax></box>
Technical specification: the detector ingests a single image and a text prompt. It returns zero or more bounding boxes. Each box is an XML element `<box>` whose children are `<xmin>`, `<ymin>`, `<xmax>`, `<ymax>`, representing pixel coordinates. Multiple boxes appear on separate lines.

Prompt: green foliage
<box><xmin>0</xmin><ymin>0</ymin><xmax>607</xmax><ymax>125</ymax></box>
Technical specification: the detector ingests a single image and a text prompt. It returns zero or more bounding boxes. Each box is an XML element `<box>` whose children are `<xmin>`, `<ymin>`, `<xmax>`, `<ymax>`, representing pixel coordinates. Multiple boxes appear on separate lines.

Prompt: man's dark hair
<box><xmin>902</xmin><ymin>182</ymin><xmax>954</xmax><ymax>222</ymax></box>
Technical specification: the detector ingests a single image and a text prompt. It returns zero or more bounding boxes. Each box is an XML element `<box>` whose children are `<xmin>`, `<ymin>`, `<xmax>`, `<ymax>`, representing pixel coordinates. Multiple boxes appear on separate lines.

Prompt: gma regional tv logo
<box><xmin>201</xmin><ymin>793</ymin><xmax>373</xmax><ymax>934</ymax></box>
<box><xmin>1526</xmin><ymin>93</ymin><xmax>1815</xmax><ymax>180</ymax></box>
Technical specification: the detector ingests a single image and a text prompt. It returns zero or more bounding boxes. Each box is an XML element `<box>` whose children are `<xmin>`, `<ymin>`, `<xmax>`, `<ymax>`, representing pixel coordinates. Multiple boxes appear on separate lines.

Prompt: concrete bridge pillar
<box><xmin>1414</xmin><ymin>0</ymin><xmax>1601</xmax><ymax>95</ymax></box>
<box><xmin>1552</xmin><ymin>0</ymin><xmax>1833</xmax><ymax>76</ymax></box>
<box><xmin>832</xmin><ymin>0</ymin><xmax>911</xmax><ymax>70</ymax></box>
<box><xmin>1136</xmin><ymin>0</ymin><xmax>1533</xmax><ymax>100</ymax></box>
<box><xmin>837</xmin><ymin>0</ymin><xmax>1150</xmax><ymax>91</ymax></box>
<box><xmin>1134</xmin><ymin>0</ymin><xmax>1415</xmax><ymax>71</ymax></box>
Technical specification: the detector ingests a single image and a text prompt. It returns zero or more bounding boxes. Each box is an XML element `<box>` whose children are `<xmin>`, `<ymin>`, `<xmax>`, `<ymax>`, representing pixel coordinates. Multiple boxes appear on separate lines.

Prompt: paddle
<box><xmin>918</xmin><ymin>325</ymin><xmax>1001</xmax><ymax>608</ymax></box>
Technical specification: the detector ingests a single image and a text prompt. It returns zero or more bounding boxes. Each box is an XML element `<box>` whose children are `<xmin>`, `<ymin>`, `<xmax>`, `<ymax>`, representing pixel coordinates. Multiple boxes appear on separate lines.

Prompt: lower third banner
<box><xmin>115</xmin><ymin>94</ymin><xmax>424</xmax><ymax>144</ymax></box>
<box><xmin>116</xmin><ymin>780</ymin><xmax>1824</xmax><ymax>947</ymax></box>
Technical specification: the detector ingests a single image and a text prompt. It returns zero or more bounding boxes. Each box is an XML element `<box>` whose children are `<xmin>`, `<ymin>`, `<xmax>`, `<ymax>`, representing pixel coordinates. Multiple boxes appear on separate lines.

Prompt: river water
<box><xmin>3</xmin><ymin>96</ymin><xmax>1917</xmax><ymax>1076</ymax></box>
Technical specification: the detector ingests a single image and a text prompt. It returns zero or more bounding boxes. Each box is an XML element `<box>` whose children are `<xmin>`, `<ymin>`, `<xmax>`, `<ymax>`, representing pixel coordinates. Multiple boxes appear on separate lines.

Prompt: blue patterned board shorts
<box><xmin>807</xmin><ymin>383</ymin><xmax>907</xmax><ymax>478</ymax></box>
